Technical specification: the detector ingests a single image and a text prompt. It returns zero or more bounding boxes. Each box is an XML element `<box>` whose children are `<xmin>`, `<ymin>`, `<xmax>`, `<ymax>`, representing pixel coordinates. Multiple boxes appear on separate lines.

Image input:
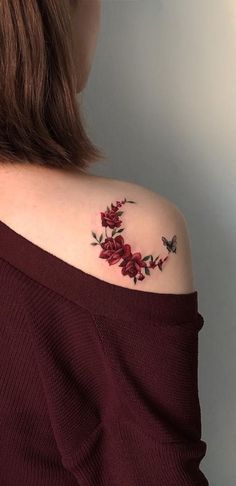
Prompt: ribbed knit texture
<box><xmin>0</xmin><ymin>219</ymin><xmax>208</xmax><ymax>485</ymax></box>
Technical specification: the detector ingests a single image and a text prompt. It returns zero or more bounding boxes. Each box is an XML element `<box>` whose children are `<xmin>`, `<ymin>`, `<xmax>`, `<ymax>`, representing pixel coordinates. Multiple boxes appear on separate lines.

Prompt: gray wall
<box><xmin>83</xmin><ymin>1</ymin><xmax>236</xmax><ymax>484</ymax></box>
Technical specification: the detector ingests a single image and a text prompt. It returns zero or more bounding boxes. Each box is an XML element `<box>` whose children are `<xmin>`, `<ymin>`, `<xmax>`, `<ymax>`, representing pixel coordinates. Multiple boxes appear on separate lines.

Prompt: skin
<box><xmin>69</xmin><ymin>0</ymin><xmax>102</xmax><ymax>93</ymax></box>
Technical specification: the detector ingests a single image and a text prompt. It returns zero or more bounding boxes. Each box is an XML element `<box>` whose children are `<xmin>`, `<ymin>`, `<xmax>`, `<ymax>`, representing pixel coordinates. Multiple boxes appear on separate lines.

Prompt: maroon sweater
<box><xmin>0</xmin><ymin>219</ymin><xmax>208</xmax><ymax>485</ymax></box>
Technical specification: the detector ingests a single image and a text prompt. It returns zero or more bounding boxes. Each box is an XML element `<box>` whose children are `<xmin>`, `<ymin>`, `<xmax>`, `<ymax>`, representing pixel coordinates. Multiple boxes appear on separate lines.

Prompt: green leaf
<box><xmin>126</xmin><ymin>200</ymin><xmax>136</xmax><ymax>203</ymax></box>
<box><xmin>142</xmin><ymin>255</ymin><xmax>151</xmax><ymax>261</ymax></box>
<box><xmin>91</xmin><ymin>231</ymin><xmax>97</xmax><ymax>239</ymax></box>
<box><xmin>116</xmin><ymin>211</ymin><xmax>123</xmax><ymax>216</ymax></box>
<box><xmin>106</xmin><ymin>206</ymin><xmax>110</xmax><ymax>211</ymax></box>
<box><xmin>150</xmin><ymin>255</ymin><xmax>154</xmax><ymax>261</ymax></box>
<box><xmin>117</xmin><ymin>228</ymin><xmax>124</xmax><ymax>233</ymax></box>
<box><xmin>112</xmin><ymin>229</ymin><xmax>116</xmax><ymax>236</ymax></box>
<box><xmin>145</xmin><ymin>267</ymin><xmax>150</xmax><ymax>275</ymax></box>
<box><xmin>99</xmin><ymin>234</ymin><xmax>103</xmax><ymax>242</ymax></box>
<box><xmin>90</xmin><ymin>242</ymin><xmax>98</xmax><ymax>246</ymax></box>
<box><xmin>134</xmin><ymin>277</ymin><xmax>137</xmax><ymax>284</ymax></box>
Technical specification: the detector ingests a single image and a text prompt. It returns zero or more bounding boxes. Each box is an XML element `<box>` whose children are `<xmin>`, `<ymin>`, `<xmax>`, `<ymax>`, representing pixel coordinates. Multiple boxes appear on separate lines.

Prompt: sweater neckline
<box><xmin>0</xmin><ymin>218</ymin><xmax>202</xmax><ymax>326</ymax></box>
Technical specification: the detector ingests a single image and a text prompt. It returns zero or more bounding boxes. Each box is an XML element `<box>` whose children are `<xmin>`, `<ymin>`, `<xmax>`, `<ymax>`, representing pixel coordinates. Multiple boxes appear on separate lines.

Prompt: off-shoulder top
<box><xmin>0</xmin><ymin>219</ymin><xmax>208</xmax><ymax>485</ymax></box>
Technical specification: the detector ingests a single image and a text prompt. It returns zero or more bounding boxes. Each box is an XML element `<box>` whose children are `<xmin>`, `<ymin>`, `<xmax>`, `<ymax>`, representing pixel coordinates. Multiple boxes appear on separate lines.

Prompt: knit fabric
<box><xmin>0</xmin><ymin>219</ymin><xmax>208</xmax><ymax>485</ymax></box>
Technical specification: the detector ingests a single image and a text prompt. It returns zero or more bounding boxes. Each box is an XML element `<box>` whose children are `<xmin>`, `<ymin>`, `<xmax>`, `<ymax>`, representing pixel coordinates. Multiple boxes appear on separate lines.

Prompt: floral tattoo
<box><xmin>90</xmin><ymin>197</ymin><xmax>177</xmax><ymax>284</ymax></box>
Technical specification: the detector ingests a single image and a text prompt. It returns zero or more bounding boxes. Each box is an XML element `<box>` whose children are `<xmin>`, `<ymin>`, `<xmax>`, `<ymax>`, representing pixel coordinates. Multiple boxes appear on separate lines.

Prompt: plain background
<box><xmin>83</xmin><ymin>1</ymin><xmax>236</xmax><ymax>484</ymax></box>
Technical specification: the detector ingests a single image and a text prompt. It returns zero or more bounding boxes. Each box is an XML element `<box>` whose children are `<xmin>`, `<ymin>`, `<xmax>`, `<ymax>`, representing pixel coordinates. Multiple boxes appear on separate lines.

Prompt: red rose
<box><xmin>119</xmin><ymin>252</ymin><xmax>147</xmax><ymax>279</ymax></box>
<box><xmin>99</xmin><ymin>235</ymin><xmax>131</xmax><ymax>265</ymax></box>
<box><xmin>100</xmin><ymin>208</ymin><xmax>122</xmax><ymax>229</ymax></box>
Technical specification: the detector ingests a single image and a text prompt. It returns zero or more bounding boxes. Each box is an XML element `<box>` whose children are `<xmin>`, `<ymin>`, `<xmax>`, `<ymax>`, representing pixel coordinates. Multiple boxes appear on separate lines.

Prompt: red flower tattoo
<box><xmin>99</xmin><ymin>235</ymin><xmax>131</xmax><ymax>265</ymax></box>
<box><xmin>100</xmin><ymin>208</ymin><xmax>122</xmax><ymax>229</ymax></box>
<box><xmin>91</xmin><ymin>197</ymin><xmax>177</xmax><ymax>284</ymax></box>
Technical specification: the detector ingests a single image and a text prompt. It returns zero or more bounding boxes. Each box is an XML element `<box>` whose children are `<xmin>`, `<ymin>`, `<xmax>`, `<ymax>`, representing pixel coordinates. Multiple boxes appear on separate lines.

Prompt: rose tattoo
<box><xmin>91</xmin><ymin>197</ymin><xmax>177</xmax><ymax>284</ymax></box>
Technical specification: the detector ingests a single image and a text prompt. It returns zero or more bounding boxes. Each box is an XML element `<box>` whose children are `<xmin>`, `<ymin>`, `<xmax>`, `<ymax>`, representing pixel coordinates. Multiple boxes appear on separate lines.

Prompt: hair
<box><xmin>0</xmin><ymin>0</ymin><xmax>105</xmax><ymax>173</ymax></box>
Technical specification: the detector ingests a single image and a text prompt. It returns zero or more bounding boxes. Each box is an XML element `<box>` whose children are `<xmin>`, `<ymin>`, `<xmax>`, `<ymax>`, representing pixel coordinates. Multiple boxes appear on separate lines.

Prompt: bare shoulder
<box><xmin>0</xmin><ymin>167</ymin><xmax>195</xmax><ymax>294</ymax></box>
<box><xmin>88</xmin><ymin>175</ymin><xmax>195</xmax><ymax>294</ymax></box>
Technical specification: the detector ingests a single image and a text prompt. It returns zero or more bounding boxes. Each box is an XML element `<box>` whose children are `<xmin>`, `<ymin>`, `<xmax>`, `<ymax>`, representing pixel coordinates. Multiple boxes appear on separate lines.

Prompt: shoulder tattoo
<box><xmin>90</xmin><ymin>197</ymin><xmax>177</xmax><ymax>285</ymax></box>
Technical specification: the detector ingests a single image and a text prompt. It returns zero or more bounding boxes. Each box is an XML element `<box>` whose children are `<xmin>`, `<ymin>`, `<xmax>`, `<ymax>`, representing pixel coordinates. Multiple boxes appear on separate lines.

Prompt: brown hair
<box><xmin>0</xmin><ymin>0</ymin><xmax>105</xmax><ymax>172</ymax></box>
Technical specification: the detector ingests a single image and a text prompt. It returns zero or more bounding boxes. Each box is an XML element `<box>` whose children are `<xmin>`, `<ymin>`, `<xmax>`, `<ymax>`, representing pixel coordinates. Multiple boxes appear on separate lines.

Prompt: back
<box><xmin>0</xmin><ymin>165</ymin><xmax>208</xmax><ymax>485</ymax></box>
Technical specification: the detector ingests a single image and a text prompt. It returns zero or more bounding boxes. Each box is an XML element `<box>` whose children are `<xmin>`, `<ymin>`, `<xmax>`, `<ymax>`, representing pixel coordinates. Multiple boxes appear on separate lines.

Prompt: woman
<box><xmin>0</xmin><ymin>1</ymin><xmax>208</xmax><ymax>485</ymax></box>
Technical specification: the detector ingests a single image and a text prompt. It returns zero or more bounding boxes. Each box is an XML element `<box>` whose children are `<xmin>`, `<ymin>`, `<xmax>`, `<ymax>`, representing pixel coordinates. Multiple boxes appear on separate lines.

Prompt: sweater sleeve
<box><xmin>28</xmin><ymin>291</ymin><xmax>208</xmax><ymax>486</ymax></box>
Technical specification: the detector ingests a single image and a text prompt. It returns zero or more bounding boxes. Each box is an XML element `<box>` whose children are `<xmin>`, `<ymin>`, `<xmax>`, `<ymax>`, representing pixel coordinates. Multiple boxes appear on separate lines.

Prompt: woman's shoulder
<box><xmin>81</xmin><ymin>174</ymin><xmax>195</xmax><ymax>293</ymax></box>
<box><xmin>0</xmin><ymin>167</ymin><xmax>195</xmax><ymax>294</ymax></box>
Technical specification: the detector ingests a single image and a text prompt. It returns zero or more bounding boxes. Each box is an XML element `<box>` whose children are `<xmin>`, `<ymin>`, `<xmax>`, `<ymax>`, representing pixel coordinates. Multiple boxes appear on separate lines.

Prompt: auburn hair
<box><xmin>0</xmin><ymin>0</ymin><xmax>105</xmax><ymax>172</ymax></box>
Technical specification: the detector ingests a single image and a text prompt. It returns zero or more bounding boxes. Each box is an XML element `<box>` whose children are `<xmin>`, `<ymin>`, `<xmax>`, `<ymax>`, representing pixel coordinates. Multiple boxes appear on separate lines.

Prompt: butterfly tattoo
<box><xmin>91</xmin><ymin>197</ymin><xmax>177</xmax><ymax>284</ymax></box>
<box><xmin>161</xmin><ymin>235</ymin><xmax>177</xmax><ymax>253</ymax></box>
